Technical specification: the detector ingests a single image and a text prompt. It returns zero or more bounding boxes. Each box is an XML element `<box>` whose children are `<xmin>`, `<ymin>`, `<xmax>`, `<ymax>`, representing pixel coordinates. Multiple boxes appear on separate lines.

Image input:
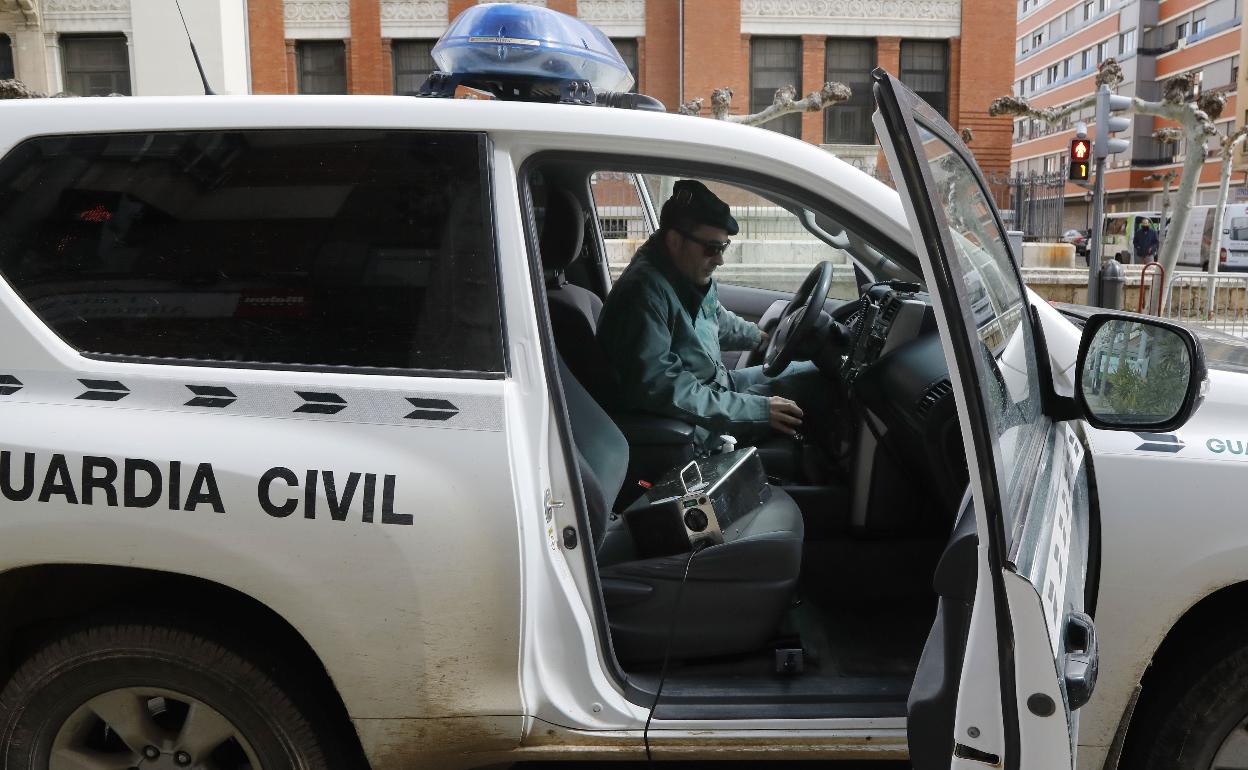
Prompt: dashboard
<box><xmin>832</xmin><ymin>285</ymin><xmax>967</xmax><ymax>531</ymax></box>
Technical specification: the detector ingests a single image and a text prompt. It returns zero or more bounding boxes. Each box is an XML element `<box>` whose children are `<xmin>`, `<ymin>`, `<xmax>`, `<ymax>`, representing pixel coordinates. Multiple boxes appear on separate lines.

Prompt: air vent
<box><xmin>916</xmin><ymin>379</ymin><xmax>953</xmax><ymax>419</ymax></box>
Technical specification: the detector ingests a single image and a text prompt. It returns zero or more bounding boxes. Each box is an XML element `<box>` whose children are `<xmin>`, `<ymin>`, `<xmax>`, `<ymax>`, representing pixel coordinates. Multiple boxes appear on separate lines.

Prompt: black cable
<box><xmin>643</xmin><ymin>540</ymin><xmax>707</xmax><ymax>765</ymax></box>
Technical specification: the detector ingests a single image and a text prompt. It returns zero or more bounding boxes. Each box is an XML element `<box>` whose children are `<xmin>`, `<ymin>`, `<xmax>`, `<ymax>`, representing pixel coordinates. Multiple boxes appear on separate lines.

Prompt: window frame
<box><xmin>749</xmin><ymin>37</ymin><xmax>804</xmax><ymax>139</ymax></box>
<box><xmin>899</xmin><ymin>39</ymin><xmax>950</xmax><ymax>118</ymax></box>
<box><xmin>823</xmin><ymin>37</ymin><xmax>877</xmax><ymax>145</ymax></box>
<box><xmin>0</xmin><ymin>129</ymin><xmax>509</xmax><ymax>380</ymax></box>
<box><xmin>391</xmin><ymin>38</ymin><xmax>436</xmax><ymax>96</ymax></box>
<box><xmin>60</xmin><ymin>34</ymin><xmax>131</xmax><ymax>97</ymax></box>
<box><xmin>609</xmin><ymin>37</ymin><xmax>639</xmax><ymax>93</ymax></box>
<box><xmin>296</xmin><ymin>40</ymin><xmax>348</xmax><ymax>95</ymax></box>
<box><xmin>0</xmin><ymin>33</ymin><xmax>13</xmax><ymax>81</ymax></box>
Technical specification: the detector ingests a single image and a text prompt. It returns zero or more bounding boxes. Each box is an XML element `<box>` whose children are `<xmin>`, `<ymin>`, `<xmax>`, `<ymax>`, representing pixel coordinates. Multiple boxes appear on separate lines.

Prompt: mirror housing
<box><xmin>1075</xmin><ymin>313</ymin><xmax>1207</xmax><ymax>432</ymax></box>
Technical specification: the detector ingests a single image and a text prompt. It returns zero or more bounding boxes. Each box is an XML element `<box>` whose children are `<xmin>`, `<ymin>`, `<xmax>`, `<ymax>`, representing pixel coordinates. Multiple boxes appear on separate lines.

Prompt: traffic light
<box><xmin>1094</xmin><ymin>84</ymin><xmax>1132</xmax><ymax>160</ymax></box>
<box><xmin>1069</xmin><ymin>137</ymin><xmax>1091</xmax><ymax>181</ymax></box>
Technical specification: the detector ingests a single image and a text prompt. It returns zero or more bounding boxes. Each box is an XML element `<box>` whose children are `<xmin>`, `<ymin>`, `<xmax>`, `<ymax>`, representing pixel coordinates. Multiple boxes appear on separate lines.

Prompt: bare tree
<box><xmin>1200</xmin><ymin>126</ymin><xmax>1248</xmax><ymax>312</ymax></box>
<box><xmin>680</xmin><ymin>82</ymin><xmax>851</xmax><ymax>127</ymax></box>
<box><xmin>990</xmin><ymin>59</ymin><xmax>1224</xmax><ymax>301</ymax></box>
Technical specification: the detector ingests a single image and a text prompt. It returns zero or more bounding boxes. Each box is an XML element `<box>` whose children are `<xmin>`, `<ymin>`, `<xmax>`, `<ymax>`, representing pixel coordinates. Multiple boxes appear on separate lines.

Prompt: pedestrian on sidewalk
<box><xmin>1134</xmin><ymin>218</ymin><xmax>1159</xmax><ymax>263</ymax></box>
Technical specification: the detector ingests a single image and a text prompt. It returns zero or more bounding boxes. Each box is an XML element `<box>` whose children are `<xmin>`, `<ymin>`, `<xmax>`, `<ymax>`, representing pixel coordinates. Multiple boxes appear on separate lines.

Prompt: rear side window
<box><xmin>0</xmin><ymin>130</ymin><xmax>505</xmax><ymax>375</ymax></box>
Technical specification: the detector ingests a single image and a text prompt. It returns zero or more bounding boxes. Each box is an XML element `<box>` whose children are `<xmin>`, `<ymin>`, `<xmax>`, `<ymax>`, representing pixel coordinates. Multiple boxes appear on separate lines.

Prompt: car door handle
<box><xmin>1062</xmin><ymin>610</ymin><xmax>1098</xmax><ymax>711</ymax></box>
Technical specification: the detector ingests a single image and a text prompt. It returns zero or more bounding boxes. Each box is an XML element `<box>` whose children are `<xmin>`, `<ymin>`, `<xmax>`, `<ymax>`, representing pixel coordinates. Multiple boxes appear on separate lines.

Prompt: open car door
<box><xmin>872</xmin><ymin>71</ymin><xmax>1098</xmax><ymax>768</ymax></box>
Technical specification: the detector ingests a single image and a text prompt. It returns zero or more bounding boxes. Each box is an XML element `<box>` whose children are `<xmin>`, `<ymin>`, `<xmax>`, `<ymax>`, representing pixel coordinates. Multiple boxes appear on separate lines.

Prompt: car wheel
<box><xmin>0</xmin><ymin>623</ymin><xmax>332</xmax><ymax>770</ymax></box>
<box><xmin>1123</xmin><ymin>628</ymin><xmax>1248</xmax><ymax>769</ymax></box>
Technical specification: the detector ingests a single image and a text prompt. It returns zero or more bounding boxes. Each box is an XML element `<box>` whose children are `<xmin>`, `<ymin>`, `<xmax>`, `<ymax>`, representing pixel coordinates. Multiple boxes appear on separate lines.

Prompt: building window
<box><xmin>610</xmin><ymin>38</ymin><xmax>639</xmax><ymax>92</ymax></box>
<box><xmin>61</xmin><ymin>35</ymin><xmax>131</xmax><ymax>96</ymax></box>
<box><xmin>1192</xmin><ymin>17</ymin><xmax>1206</xmax><ymax>36</ymax></box>
<box><xmin>1083</xmin><ymin>1</ymin><xmax>1095</xmax><ymax>19</ymax></box>
<box><xmin>750</xmin><ymin>37</ymin><xmax>802</xmax><ymax>138</ymax></box>
<box><xmin>0</xmin><ymin>34</ymin><xmax>13</xmax><ymax>80</ymax></box>
<box><xmin>1096</xmin><ymin>41</ymin><xmax>1109</xmax><ymax>63</ymax></box>
<box><xmin>1175</xmin><ymin>21</ymin><xmax>1189</xmax><ymax>40</ymax></box>
<box><xmin>901</xmin><ymin>41</ymin><xmax>949</xmax><ymax>118</ymax></box>
<box><xmin>1032</xmin><ymin>31</ymin><xmax>1044</xmax><ymax>48</ymax></box>
<box><xmin>1047</xmin><ymin>64</ymin><xmax>1059</xmax><ymax>83</ymax></box>
<box><xmin>1119</xmin><ymin>30</ymin><xmax>1135</xmax><ymax>55</ymax></box>
<box><xmin>0</xmin><ymin>129</ymin><xmax>506</xmax><ymax>374</ymax></box>
<box><xmin>392</xmin><ymin>39</ymin><xmax>435</xmax><ymax>95</ymax></box>
<box><xmin>824</xmin><ymin>38</ymin><xmax>875</xmax><ymax>144</ymax></box>
<box><xmin>297</xmin><ymin>40</ymin><xmax>346</xmax><ymax>95</ymax></box>
<box><xmin>1081</xmin><ymin>48</ymin><xmax>1092</xmax><ymax>70</ymax></box>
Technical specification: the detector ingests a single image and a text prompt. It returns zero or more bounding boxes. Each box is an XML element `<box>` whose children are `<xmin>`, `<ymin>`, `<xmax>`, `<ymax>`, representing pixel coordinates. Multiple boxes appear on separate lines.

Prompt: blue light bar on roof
<box><xmin>432</xmin><ymin>3</ymin><xmax>635</xmax><ymax>95</ymax></box>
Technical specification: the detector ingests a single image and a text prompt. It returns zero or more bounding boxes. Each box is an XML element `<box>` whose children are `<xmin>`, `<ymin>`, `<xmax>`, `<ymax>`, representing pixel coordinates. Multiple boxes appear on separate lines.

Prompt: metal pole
<box><xmin>1088</xmin><ymin>155</ymin><xmax>1107</xmax><ymax>307</ymax></box>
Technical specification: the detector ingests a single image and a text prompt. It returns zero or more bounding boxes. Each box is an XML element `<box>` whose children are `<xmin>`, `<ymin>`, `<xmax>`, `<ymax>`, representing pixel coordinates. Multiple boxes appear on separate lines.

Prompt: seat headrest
<box><xmin>540</xmin><ymin>188</ymin><xmax>586</xmax><ymax>280</ymax></box>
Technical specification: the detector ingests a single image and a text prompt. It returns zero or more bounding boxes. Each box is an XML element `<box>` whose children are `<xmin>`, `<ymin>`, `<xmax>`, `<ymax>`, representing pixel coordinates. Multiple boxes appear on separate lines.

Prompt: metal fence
<box><xmin>1138</xmin><ymin>269</ymin><xmax>1248</xmax><ymax>338</ymax></box>
<box><xmin>987</xmin><ymin>169</ymin><xmax>1067</xmax><ymax>242</ymax></box>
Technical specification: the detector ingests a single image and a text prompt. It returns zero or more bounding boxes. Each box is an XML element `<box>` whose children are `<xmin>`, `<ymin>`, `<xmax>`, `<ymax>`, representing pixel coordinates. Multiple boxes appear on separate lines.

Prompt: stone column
<box><xmin>349</xmin><ymin>0</ymin><xmax>384</xmax><ymax>93</ymax></box>
<box><xmin>682</xmin><ymin>0</ymin><xmax>744</xmax><ymax>116</ymax></box>
<box><xmin>448</xmin><ymin>0</ymin><xmax>475</xmax><ymax>24</ymax></box>
<box><xmin>643</xmin><ymin>0</ymin><xmax>678</xmax><ymax>111</ymax></box>
<box><xmin>876</xmin><ymin>36</ymin><xmax>901</xmax><ymax>77</ymax></box>
<box><xmin>801</xmin><ymin>34</ymin><xmax>824</xmax><ymax>145</ymax></box>
<box><xmin>958</xmin><ymin>0</ymin><xmax>1016</xmax><ymax>177</ymax></box>
<box><xmin>12</xmin><ymin>28</ymin><xmax>50</xmax><ymax>94</ymax></box>
<box><xmin>380</xmin><ymin>37</ymin><xmax>393</xmax><ymax>93</ymax></box>
<box><xmin>248</xmin><ymin>0</ymin><xmax>289</xmax><ymax>93</ymax></box>
<box><xmin>285</xmin><ymin>39</ymin><xmax>298</xmax><ymax>93</ymax></box>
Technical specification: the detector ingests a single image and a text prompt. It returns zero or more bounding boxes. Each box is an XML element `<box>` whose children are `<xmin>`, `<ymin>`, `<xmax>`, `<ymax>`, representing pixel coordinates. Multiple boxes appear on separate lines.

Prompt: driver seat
<box><xmin>558</xmin><ymin>355</ymin><xmax>804</xmax><ymax>663</ymax></box>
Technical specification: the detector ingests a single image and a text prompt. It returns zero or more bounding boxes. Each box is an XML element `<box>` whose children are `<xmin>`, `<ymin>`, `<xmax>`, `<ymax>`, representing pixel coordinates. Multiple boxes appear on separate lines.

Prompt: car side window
<box><xmin>622</xmin><ymin>174</ymin><xmax>858</xmax><ymax>300</ymax></box>
<box><xmin>0</xmin><ymin>129</ymin><xmax>504</xmax><ymax>375</ymax></box>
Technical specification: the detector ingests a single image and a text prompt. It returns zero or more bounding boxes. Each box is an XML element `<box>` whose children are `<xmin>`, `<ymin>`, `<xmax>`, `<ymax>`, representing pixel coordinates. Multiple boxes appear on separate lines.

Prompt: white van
<box><xmin>1180</xmin><ymin>204</ymin><xmax>1248</xmax><ymax>271</ymax></box>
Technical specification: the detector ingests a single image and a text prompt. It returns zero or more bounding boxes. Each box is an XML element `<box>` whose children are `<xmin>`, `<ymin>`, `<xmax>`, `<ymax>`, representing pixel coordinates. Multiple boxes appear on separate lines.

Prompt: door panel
<box><xmin>872</xmin><ymin>70</ymin><xmax>1094</xmax><ymax>768</ymax></box>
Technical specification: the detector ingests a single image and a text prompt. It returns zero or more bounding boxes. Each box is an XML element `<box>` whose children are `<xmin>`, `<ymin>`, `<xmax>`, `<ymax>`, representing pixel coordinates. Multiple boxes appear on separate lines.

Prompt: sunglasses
<box><xmin>678</xmin><ymin>230</ymin><xmax>732</xmax><ymax>257</ymax></box>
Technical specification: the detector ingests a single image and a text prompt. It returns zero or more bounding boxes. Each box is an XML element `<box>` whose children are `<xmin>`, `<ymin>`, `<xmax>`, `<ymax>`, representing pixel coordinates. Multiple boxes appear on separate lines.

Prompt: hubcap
<box><xmin>50</xmin><ymin>687</ymin><xmax>262</xmax><ymax>770</ymax></box>
<box><xmin>1212</xmin><ymin>718</ymin><xmax>1248</xmax><ymax>770</ymax></box>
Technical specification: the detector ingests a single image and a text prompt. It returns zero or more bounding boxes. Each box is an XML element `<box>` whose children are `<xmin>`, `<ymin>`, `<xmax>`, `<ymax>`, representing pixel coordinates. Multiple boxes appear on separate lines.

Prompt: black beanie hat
<box><xmin>659</xmin><ymin>179</ymin><xmax>739</xmax><ymax>236</ymax></box>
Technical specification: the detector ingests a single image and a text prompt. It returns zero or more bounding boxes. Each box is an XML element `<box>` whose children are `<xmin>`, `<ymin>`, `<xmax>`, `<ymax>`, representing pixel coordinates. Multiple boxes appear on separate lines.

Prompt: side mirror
<box><xmin>1076</xmin><ymin>314</ymin><xmax>1207</xmax><ymax>431</ymax></box>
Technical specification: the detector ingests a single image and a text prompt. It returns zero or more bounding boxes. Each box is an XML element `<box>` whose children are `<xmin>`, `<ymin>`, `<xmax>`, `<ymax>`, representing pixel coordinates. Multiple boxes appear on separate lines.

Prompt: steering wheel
<box><xmin>763</xmin><ymin>261</ymin><xmax>833</xmax><ymax>376</ymax></box>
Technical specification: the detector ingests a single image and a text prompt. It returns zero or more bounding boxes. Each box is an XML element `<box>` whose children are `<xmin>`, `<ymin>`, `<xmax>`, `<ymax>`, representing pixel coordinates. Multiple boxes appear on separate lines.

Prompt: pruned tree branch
<box><xmin>1096</xmin><ymin>58</ymin><xmax>1124</xmax><ymax>89</ymax></box>
<box><xmin>0</xmin><ymin>79</ymin><xmax>45</xmax><ymax>99</ymax></box>
<box><xmin>1152</xmin><ymin>127</ymin><xmax>1183</xmax><ymax>144</ymax></box>
<box><xmin>682</xmin><ymin>81</ymin><xmax>852</xmax><ymax>127</ymax></box>
<box><xmin>678</xmin><ymin>96</ymin><xmax>704</xmax><ymax>116</ymax></box>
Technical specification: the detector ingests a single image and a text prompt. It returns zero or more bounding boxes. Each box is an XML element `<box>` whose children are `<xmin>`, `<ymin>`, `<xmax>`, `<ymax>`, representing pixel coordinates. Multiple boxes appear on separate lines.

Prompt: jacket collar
<box><xmin>637</xmin><ymin>232</ymin><xmax>716</xmax><ymax>320</ymax></box>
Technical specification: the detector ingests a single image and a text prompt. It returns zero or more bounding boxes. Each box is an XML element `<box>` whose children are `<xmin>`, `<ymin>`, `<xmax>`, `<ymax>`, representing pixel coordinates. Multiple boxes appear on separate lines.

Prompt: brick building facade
<box><xmin>245</xmin><ymin>0</ymin><xmax>1017</xmax><ymax>177</ymax></box>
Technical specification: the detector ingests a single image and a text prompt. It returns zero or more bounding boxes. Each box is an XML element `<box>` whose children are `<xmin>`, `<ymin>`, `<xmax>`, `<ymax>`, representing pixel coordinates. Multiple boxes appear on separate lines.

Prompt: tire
<box><xmin>1123</xmin><ymin>627</ymin><xmax>1248</xmax><ymax>769</ymax></box>
<box><xmin>0</xmin><ymin>623</ymin><xmax>333</xmax><ymax>770</ymax></box>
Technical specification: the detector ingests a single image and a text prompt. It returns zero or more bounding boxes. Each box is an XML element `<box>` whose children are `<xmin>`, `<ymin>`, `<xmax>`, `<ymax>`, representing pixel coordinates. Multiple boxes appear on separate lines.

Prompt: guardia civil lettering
<box><xmin>0</xmin><ymin>451</ymin><xmax>412</xmax><ymax>524</ymax></box>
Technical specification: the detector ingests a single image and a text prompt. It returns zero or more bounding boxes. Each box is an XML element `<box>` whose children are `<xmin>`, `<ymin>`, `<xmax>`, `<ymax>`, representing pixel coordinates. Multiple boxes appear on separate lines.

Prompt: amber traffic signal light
<box><xmin>1069</xmin><ymin>138</ymin><xmax>1091</xmax><ymax>181</ymax></box>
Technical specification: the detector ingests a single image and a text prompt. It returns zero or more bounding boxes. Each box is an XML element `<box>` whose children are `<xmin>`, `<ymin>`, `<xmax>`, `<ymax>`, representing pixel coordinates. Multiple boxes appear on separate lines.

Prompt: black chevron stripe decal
<box><xmin>404</xmin><ymin>397</ymin><xmax>459</xmax><ymax>421</ymax></box>
<box><xmin>295</xmin><ymin>391</ymin><xmax>346</xmax><ymax>415</ymax></box>
<box><xmin>76</xmin><ymin>379</ymin><xmax>129</xmax><ymax>402</ymax></box>
<box><xmin>186</xmin><ymin>385</ymin><xmax>237</xmax><ymax>408</ymax></box>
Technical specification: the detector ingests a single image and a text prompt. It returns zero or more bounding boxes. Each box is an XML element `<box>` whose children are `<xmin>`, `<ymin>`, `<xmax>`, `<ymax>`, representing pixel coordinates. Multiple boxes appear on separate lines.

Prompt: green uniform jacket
<box><xmin>597</xmin><ymin>233</ymin><xmax>768</xmax><ymax>449</ymax></box>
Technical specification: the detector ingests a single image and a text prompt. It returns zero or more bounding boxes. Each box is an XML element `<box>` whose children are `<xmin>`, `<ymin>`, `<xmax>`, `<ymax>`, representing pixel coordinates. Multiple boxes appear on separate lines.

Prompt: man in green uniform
<box><xmin>597</xmin><ymin>180</ymin><xmax>826</xmax><ymax>452</ymax></box>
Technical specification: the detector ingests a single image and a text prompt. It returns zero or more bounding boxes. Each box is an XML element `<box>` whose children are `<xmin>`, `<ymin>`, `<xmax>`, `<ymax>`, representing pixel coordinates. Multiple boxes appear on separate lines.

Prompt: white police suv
<box><xmin>0</xmin><ymin>5</ymin><xmax>1228</xmax><ymax>770</ymax></box>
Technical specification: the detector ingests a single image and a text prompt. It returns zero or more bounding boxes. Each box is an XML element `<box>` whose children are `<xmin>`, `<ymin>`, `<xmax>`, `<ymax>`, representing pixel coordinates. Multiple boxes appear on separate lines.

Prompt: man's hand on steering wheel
<box><xmin>762</xmin><ymin>261</ymin><xmax>834</xmax><ymax>377</ymax></box>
